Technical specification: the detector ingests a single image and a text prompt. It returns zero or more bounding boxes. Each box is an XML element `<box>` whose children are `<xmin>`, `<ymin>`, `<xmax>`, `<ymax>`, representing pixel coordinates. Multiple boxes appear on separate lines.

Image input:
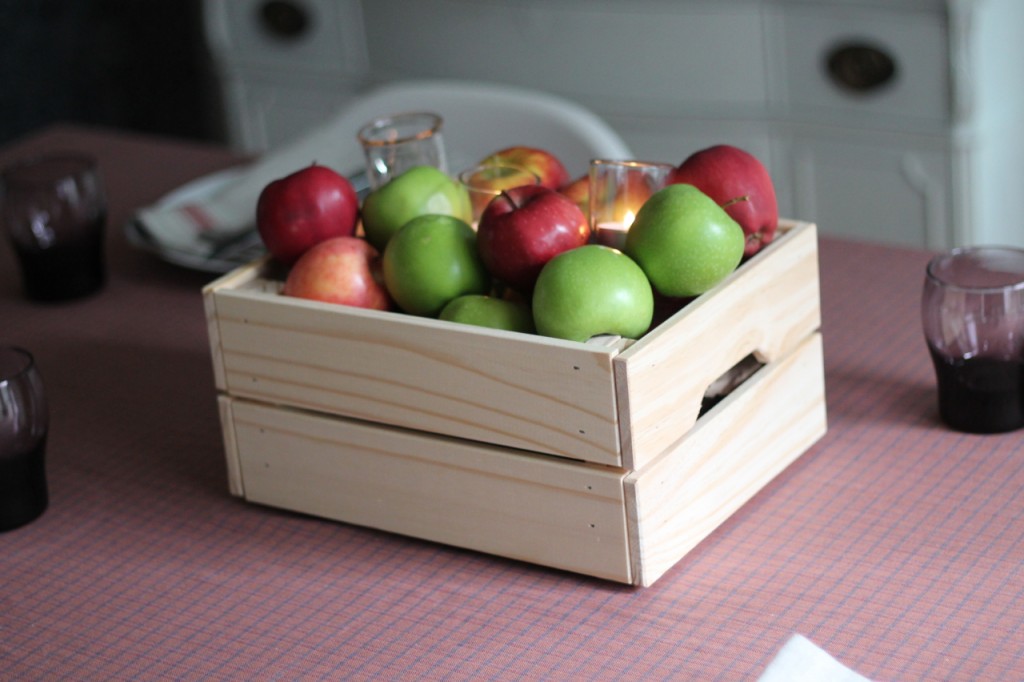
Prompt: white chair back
<box><xmin>330</xmin><ymin>79</ymin><xmax>634</xmax><ymax>180</ymax></box>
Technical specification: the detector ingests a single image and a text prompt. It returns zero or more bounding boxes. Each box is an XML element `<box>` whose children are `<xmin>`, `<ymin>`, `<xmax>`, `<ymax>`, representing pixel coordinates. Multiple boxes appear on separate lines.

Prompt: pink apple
<box><xmin>476</xmin><ymin>185</ymin><xmax>590</xmax><ymax>293</ymax></box>
<box><xmin>558</xmin><ymin>174</ymin><xmax>589</xmax><ymax>218</ymax></box>
<box><xmin>256</xmin><ymin>163</ymin><xmax>359</xmax><ymax>264</ymax></box>
<box><xmin>478</xmin><ymin>146</ymin><xmax>571</xmax><ymax>191</ymax></box>
<box><xmin>283</xmin><ymin>236</ymin><xmax>391</xmax><ymax>310</ymax></box>
<box><xmin>667</xmin><ymin>145</ymin><xmax>778</xmax><ymax>257</ymax></box>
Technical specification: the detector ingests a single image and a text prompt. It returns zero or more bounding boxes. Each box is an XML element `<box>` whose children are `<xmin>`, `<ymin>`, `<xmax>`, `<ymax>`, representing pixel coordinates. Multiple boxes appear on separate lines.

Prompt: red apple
<box><xmin>478</xmin><ymin>146</ymin><xmax>571</xmax><ymax>191</ymax></box>
<box><xmin>283</xmin><ymin>236</ymin><xmax>391</xmax><ymax>310</ymax></box>
<box><xmin>476</xmin><ymin>185</ymin><xmax>590</xmax><ymax>293</ymax></box>
<box><xmin>667</xmin><ymin>145</ymin><xmax>778</xmax><ymax>257</ymax></box>
<box><xmin>256</xmin><ymin>163</ymin><xmax>359</xmax><ymax>264</ymax></box>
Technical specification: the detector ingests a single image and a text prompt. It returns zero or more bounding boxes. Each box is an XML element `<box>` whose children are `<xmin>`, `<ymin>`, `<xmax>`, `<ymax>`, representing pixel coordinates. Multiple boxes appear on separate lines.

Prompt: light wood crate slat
<box><xmin>206</xmin><ymin>282</ymin><xmax>629</xmax><ymax>466</ymax></box>
<box><xmin>626</xmin><ymin>332</ymin><xmax>827</xmax><ymax>586</ymax></box>
<box><xmin>226</xmin><ymin>399</ymin><xmax>633</xmax><ymax>583</ymax></box>
<box><xmin>203</xmin><ymin>258</ymin><xmax>269</xmax><ymax>391</ymax></box>
<box><xmin>616</xmin><ymin>221</ymin><xmax>821</xmax><ymax>470</ymax></box>
<box><xmin>217</xmin><ymin>396</ymin><xmax>244</xmax><ymax>496</ymax></box>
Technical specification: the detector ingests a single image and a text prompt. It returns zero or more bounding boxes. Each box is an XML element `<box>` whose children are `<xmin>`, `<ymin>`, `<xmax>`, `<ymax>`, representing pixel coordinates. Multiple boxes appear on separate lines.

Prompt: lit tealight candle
<box><xmin>589</xmin><ymin>159</ymin><xmax>673</xmax><ymax>252</ymax></box>
<box><xmin>594</xmin><ymin>210</ymin><xmax>636</xmax><ymax>249</ymax></box>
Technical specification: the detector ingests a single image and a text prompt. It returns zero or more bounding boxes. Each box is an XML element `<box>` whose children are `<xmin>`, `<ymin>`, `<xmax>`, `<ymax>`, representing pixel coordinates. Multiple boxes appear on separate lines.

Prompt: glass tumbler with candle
<box><xmin>589</xmin><ymin>159</ymin><xmax>674</xmax><ymax>250</ymax></box>
<box><xmin>357</xmin><ymin>112</ymin><xmax>447</xmax><ymax>190</ymax></box>
<box><xmin>1</xmin><ymin>154</ymin><xmax>107</xmax><ymax>302</ymax></box>
<box><xmin>922</xmin><ymin>246</ymin><xmax>1024</xmax><ymax>433</ymax></box>
<box><xmin>458</xmin><ymin>164</ymin><xmax>541</xmax><ymax>226</ymax></box>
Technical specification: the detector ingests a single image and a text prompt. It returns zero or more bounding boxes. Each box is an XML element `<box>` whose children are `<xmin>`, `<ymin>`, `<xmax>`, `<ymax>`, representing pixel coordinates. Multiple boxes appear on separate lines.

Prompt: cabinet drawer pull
<box><xmin>259</xmin><ymin>0</ymin><xmax>310</xmax><ymax>40</ymax></box>
<box><xmin>825</xmin><ymin>41</ymin><xmax>897</xmax><ymax>93</ymax></box>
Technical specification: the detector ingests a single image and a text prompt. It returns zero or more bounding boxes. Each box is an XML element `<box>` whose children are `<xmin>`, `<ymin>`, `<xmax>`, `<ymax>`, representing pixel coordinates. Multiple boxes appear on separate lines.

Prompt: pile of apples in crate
<box><xmin>255</xmin><ymin>144</ymin><xmax>778</xmax><ymax>343</ymax></box>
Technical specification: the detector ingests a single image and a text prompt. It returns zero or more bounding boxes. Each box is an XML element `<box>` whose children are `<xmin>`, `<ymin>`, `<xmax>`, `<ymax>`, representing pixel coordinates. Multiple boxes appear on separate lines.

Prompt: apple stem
<box><xmin>721</xmin><ymin>195</ymin><xmax>750</xmax><ymax>209</ymax></box>
<box><xmin>499</xmin><ymin>189</ymin><xmax>520</xmax><ymax>210</ymax></box>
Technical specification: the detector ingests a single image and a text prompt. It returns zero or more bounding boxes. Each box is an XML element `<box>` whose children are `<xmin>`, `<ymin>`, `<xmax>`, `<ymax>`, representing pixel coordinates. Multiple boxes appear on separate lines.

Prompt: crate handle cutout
<box><xmin>612</xmin><ymin>221</ymin><xmax>821</xmax><ymax>471</ymax></box>
<box><xmin>700</xmin><ymin>353</ymin><xmax>764</xmax><ymax>417</ymax></box>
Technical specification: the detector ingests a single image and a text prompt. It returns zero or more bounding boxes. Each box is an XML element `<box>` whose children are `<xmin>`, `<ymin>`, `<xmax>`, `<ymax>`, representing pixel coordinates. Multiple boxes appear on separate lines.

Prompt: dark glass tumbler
<box><xmin>922</xmin><ymin>247</ymin><xmax>1024</xmax><ymax>433</ymax></box>
<box><xmin>1</xmin><ymin>154</ymin><xmax>107</xmax><ymax>302</ymax></box>
<box><xmin>0</xmin><ymin>346</ymin><xmax>49</xmax><ymax>531</ymax></box>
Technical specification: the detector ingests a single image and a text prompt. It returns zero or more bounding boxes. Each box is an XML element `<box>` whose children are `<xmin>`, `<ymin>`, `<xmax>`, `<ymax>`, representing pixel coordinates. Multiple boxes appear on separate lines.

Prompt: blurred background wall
<box><xmin>2</xmin><ymin>0</ymin><xmax>1022</xmax><ymax>250</ymax></box>
<box><xmin>0</xmin><ymin>0</ymin><xmax>221</xmax><ymax>146</ymax></box>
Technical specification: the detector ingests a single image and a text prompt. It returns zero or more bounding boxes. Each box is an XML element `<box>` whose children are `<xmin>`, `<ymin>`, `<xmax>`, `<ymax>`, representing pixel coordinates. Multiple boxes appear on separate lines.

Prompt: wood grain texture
<box><xmin>228</xmin><ymin>399</ymin><xmax>633</xmax><ymax>583</ymax></box>
<box><xmin>615</xmin><ymin>221</ymin><xmax>822</xmax><ymax>470</ymax></box>
<box><xmin>207</xmin><ymin>288</ymin><xmax>626</xmax><ymax>464</ymax></box>
<box><xmin>216</xmin><ymin>395</ymin><xmax>245</xmax><ymax>497</ymax></box>
<box><xmin>204</xmin><ymin>257</ymin><xmax>640</xmax><ymax>465</ymax></box>
<box><xmin>202</xmin><ymin>258</ymin><xmax>267</xmax><ymax>391</ymax></box>
<box><xmin>625</xmin><ymin>332</ymin><xmax>827</xmax><ymax>586</ymax></box>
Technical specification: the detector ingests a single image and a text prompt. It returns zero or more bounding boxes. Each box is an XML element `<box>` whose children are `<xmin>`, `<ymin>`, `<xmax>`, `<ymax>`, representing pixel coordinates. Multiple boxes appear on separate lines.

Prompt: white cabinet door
<box><xmin>784</xmin><ymin>127</ymin><xmax>953</xmax><ymax>249</ymax></box>
<box><xmin>772</xmin><ymin>4</ymin><xmax>950</xmax><ymax>129</ymax></box>
<box><xmin>204</xmin><ymin>0</ymin><xmax>368</xmax><ymax>76</ymax></box>
<box><xmin>359</xmin><ymin>0</ymin><xmax>770</xmax><ymax>118</ymax></box>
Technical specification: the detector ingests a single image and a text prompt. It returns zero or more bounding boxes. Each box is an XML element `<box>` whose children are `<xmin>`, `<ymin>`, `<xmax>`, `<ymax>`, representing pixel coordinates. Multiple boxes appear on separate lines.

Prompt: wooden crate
<box><xmin>203</xmin><ymin>220</ymin><xmax>827</xmax><ymax>586</ymax></box>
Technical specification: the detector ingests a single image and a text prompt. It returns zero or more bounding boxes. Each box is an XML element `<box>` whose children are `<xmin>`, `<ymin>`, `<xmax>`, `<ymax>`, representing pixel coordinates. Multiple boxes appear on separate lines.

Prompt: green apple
<box><xmin>624</xmin><ymin>184</ymin><xmax>745</xmax><ymax>298</ymax></box>
<box><xmin>532</xmin><ymin>245</ymin><xmax>653</xmax><ymax>342</ymax></box>
<box><xmin>361</xmin><ymin>165</ymin><xmax>472</xmax><ymax>250</ymax></box>
<box><xmin>382</xmin><ymin>214</ymin><xmax>491</xmax><ymax>316</ymax></box>
<box><xmin>439</xmin><ymin>295</ymin><xmax>534</xmax><ymax>333</ymax></box>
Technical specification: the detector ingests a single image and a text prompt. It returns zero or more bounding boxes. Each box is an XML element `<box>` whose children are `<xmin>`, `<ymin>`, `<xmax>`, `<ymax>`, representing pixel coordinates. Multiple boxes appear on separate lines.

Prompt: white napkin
<box><xmin>130</xmin><ymin>115</ymin><xmax>368</xmax><ymax>265</ymax></box>
<box><xmin>758</xmin><ymin>635</ymin><xmax>873</xmax><ymax>682</ymax></box>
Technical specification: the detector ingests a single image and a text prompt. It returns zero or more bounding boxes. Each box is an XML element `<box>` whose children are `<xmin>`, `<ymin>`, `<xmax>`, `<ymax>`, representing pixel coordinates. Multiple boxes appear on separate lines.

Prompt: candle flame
<box><xmin>623</xmin><ymin>210</ymin><xmax>636</xmax><ymax>227</ymax></box>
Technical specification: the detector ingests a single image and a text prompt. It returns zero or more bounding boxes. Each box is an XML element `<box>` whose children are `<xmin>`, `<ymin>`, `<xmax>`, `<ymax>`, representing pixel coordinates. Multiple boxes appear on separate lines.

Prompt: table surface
<box><xmin>2</xmin><ymin>125</ymin><xmax>1021</xmax><ymax>681</ymax></box>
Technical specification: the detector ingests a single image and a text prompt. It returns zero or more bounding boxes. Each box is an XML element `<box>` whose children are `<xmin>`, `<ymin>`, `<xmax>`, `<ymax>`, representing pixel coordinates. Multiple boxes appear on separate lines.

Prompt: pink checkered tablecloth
<box><xmin>1</xmin><ymin>126</ymin><xmax>1021</xmax><ymax>681</ymax></box>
